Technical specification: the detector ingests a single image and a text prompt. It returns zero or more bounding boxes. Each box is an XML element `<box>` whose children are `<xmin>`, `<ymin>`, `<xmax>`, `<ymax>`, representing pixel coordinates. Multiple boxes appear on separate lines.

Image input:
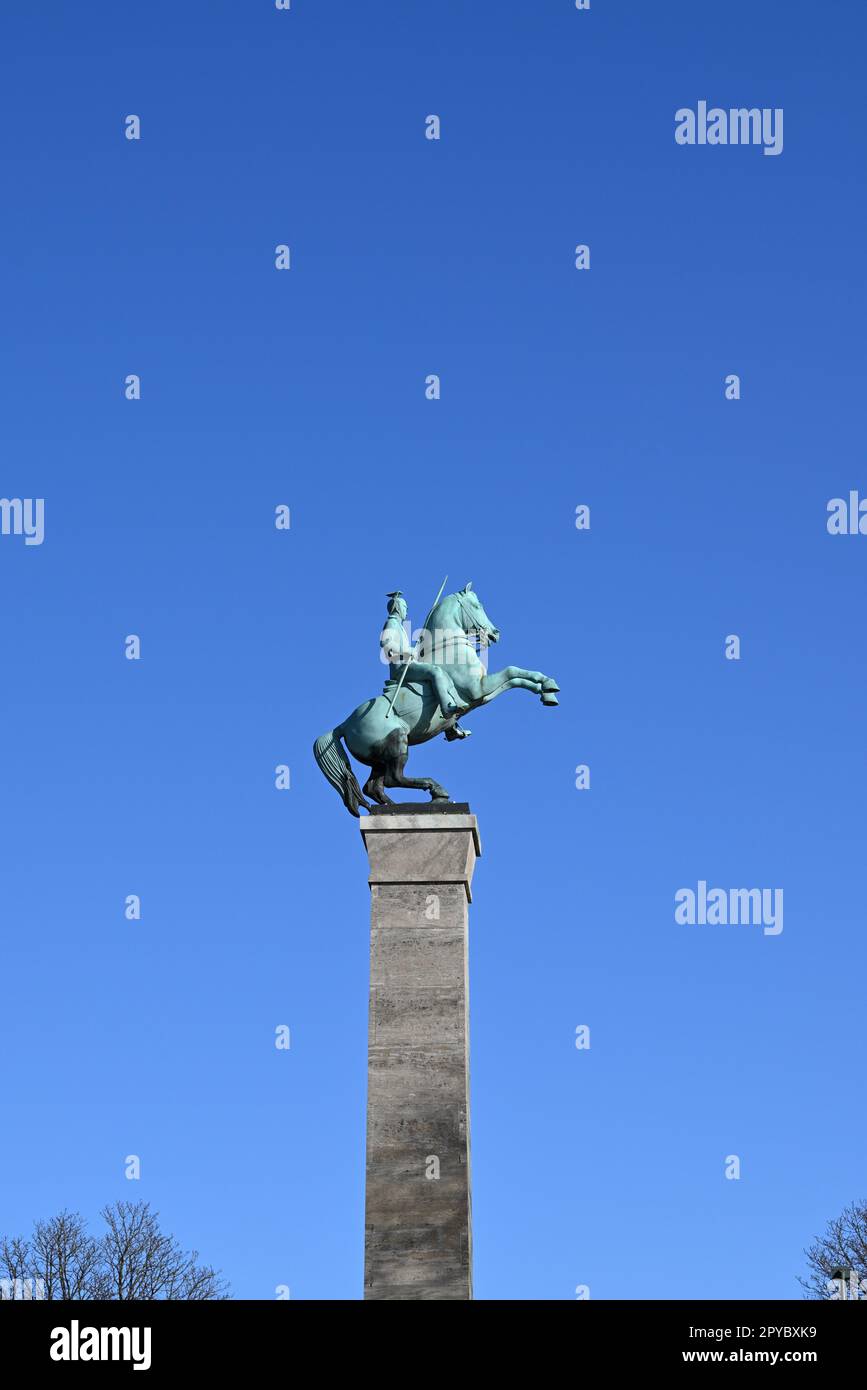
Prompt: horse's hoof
<box><xmin>541</xmin><ymin>692</ymin><xmax>559</xmax><ymax>706</ymax></box>
<box><xmin>542</xmin><ymin>679</ymin><xmax>560</xmax><ymax>693</ymax></box>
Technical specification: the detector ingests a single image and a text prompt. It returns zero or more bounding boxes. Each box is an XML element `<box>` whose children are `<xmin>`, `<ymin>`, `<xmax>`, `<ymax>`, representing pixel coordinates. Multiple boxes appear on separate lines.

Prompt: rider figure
<box><xmin>381</xmin><ymin>591</ymin><xmax>468</xmax><ymax>718</ymax></box>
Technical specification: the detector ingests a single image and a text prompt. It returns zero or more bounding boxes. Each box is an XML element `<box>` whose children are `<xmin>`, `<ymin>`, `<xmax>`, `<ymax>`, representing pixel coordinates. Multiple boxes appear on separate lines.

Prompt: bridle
<box><xmin>454</xmin><ymin>592</ymin><xmax>491</xmax><ymax>647</ymax></box>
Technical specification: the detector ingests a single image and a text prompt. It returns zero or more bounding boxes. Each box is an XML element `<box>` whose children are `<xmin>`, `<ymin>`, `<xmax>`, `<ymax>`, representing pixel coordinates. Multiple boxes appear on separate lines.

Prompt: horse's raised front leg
<box><xmin>479</xmin><ymin>666</ymin><xmax>560</xmax><ymax>706</ymax></box>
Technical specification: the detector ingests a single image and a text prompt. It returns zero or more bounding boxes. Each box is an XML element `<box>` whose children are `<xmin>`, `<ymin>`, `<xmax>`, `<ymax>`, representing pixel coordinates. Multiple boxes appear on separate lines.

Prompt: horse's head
<box><xmin>455</xmin><ymin>582</ymin><xmax>500</xmax><ymax>646</ymax></box>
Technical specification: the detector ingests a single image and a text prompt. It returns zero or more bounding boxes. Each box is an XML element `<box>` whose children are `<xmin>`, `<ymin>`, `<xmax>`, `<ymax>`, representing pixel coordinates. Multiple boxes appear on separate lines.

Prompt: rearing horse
<box><xmin>313</xmin><ymin>584</ymin><xmax>560</xmax><ymax>815</ymax></box>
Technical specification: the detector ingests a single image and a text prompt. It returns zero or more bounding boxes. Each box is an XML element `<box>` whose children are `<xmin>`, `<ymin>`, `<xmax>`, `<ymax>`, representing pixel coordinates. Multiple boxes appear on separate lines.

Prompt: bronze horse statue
<box><xmin>313</xmin><ymin>584</ymin><xmax>559</xmax><ymax>815</ymax></box>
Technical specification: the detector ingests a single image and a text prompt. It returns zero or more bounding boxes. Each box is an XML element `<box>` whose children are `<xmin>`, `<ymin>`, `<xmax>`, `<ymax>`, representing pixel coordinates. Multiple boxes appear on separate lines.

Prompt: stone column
<box><xmin>361</xmin><ymin>803</ymin><xmax>480</xmax><ymax>1301</ymax></box>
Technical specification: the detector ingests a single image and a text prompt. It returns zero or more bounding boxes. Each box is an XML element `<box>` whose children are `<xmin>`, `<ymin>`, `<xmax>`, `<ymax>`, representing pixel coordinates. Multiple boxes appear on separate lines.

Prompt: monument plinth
<box><xmin>361</xmin><ymin>804</ymin><xmax>480</xmax><ymax>1300</ymax></box>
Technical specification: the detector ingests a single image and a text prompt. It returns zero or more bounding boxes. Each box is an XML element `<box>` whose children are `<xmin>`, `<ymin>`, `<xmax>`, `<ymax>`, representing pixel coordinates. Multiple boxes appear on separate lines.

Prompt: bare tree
<box><xmin>1</xmin><ymin>1211</ymin><xmax>98</xmax><ymax>1300</ymax></box>
<box><xmin>96</xmin><ymin>1201</ymin><xmax>228</xmax><ymax>1301</ymax></box>
<box><xmin>1</xmin><ymin>1201</ymin><xmax>228</xmax><ymax>1300</ymax></box>
<box><xmin>0</xmin><ymin>1233</ymin><xmax>35</xmax><ymax>1299</ymax></box>
<box><xmin>800</xmin><ymin>1198</ymin><xmax>867</xmax><ymax>1299</ymax></box>
<box><xmin>32</xmin><ymin>1210</ymin><xmax>102</xmax><ymax>1299</ymax></box>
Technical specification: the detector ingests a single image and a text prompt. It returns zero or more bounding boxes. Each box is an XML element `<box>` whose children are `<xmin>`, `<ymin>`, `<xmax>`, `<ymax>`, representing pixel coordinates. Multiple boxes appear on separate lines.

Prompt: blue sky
<box><xmin>1</xmin><ymin>0</ymin><xmax>864</xmax><ymax>1299</ymax></box>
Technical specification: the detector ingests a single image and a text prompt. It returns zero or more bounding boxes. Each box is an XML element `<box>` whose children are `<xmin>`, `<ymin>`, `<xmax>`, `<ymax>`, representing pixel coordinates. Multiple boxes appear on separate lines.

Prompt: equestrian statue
<box><xmin>313</xmin><ymin>581</ymin><xmax>559</xmax><ymax>815</ymax></box>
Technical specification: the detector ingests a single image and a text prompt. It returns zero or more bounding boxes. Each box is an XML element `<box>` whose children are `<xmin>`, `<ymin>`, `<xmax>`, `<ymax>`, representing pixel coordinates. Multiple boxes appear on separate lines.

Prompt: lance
<box><xmin>385</xmin><ymin>574</ymin><xmax>448</xmax><ymax>718</ymax></box>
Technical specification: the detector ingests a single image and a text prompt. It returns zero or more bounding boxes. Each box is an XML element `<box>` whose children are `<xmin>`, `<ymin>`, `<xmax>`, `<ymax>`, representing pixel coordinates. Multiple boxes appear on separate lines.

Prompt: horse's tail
<box><xmin>313</xmin><ymin>726</ymin><xmax>367</xmax><ymax>817</ymax></box>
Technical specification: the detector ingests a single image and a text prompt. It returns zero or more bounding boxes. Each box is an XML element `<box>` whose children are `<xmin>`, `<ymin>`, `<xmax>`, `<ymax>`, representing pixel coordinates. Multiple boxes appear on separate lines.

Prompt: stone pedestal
<box><xmin>360</xmin><ymin>805</ymin><xmax>480</xmax><ymax>1301</ymax></box>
